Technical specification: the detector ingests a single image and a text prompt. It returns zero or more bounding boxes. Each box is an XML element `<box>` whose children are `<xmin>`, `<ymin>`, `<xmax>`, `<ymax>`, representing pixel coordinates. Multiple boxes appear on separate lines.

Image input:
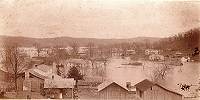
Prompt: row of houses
<box><xmin>15</xmin><ymin>63</ymin><xmax>183</xmax><ymax>100</ymax></box>
<box><xmin>0</xmin><ymin>56</ymin><xmax>184</xmax><ymax>100</ymax></box>
<box><xmin>9</xmin><ymin>47</ymin><xmax>166</xmax><ymax>60</ymax></box>
<box><xmin>14</xmin><ymin>47</ymin><xmax>138</xmax><ymax>58</ymax></box>
<box><xmin>17</xmin><ymin>64</ymin><xmax>75</xmax><ymax>99</ymax></box>
<box><xmin>97</xmin><ymin>79</ymin><xmax>183</xmax><ymax>100</ymax></box>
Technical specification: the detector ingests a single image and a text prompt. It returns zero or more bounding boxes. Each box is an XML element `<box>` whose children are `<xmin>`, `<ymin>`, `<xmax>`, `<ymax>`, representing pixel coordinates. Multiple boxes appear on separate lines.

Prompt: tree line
<box><xmin>153</xmin><ymin>28</ymin><xmax>199</xmax><ymax>52</ymax></box>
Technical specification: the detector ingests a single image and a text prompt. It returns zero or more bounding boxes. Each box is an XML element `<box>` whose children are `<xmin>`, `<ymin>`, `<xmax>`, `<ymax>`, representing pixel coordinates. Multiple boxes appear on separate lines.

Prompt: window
<box><xmin>52</xmin><ymin>75</ymin><xmax>54</xmax><ymax>79</ymax></box>
<box><xmin>139</xmin><ymin>90</ymin><xmax>143</xmax><ymax>98</ymax></box>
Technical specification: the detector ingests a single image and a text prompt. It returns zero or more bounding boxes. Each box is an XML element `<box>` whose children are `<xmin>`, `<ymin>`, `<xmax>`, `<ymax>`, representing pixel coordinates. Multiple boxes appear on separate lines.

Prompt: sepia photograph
<box><xmin>0</xmin><ymin>0</ymin><xmax>199</xmax><ymax>99</ymax></box>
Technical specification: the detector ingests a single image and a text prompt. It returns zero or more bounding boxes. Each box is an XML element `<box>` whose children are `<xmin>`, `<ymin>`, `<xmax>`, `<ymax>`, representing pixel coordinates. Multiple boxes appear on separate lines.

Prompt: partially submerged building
<box><xmin>149</xmin><ymin>54</ymin><xmax>165</xmax><ymax>61</ymax></box>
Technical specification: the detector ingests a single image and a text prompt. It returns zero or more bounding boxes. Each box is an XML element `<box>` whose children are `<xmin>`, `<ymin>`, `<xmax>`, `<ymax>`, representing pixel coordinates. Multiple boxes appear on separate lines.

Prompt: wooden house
<box><xmin>17</xmin><ymin>66</ymin><xmax>47</xmax><ymax>92</ymax></box>
<box><xmin>97</xmin><ymin>79</ymin><xmax>182</xmax><ymax>100</ymax></box>
<box><xmin>54</xmin><ymin>59</ymin><xmax>89</xmax><ymax>76</ymax></box>
<box><xmin>145</xmin><ymin>49</ymin><xmax>159</xmax><ymax>55</ymax></box>
<box><xmin>44</xmin><ymin>74</ymin><xmax>75</xmax><ymax>99</ymax></box>
<box><xmin>0</xmin><ymin>66</ymin><xmax>10</xmax><ymax>91</ymax></box>
<box><xmin>17</xmin><ymin>64</ymin><xmax>75</xmax><ymax>99</ymax></box>
<box><xmin>135</xmin><ymin>79</ymin><xmax>183</xmax><ymax>100</ymax></box>
<box><xmin>149</xmin><ymin>54</ymin><xmax>164</xmax><ymax>61</ymax></box>
<box><xmin>97</xmin><ymin>80</ymin><xmax>141</xmax><ymax>100</ymax></box>
<box><xmin>126</xmin><ymin>49</ymin><xmax>136</xmax><ymax>56</ymax></box>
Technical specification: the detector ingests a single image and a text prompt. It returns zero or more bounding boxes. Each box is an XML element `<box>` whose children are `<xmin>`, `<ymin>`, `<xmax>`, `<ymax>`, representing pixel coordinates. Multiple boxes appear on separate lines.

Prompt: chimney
<box><xmin>126</xmin><ymin>82</ymin><xmax>131</xmax><ymax>90</ymax></box>
<box><xmin>52</xmin><ymin>62</ymin><xmax>57</xmax><ymax>74</ymax></box>
<box><xmin>35</xmin><ymin>64</ymin><xmax>38</xmax><ymax>68</ymax></box>
<box><xmin>52</xmin><ymin>75</ymin><xmax>54</xmax><ymax>80</ymax></box>
<box><xmin>25</xmin><ymin>71</ymin><xmax>30</xmax><ymax>80</ymax></box>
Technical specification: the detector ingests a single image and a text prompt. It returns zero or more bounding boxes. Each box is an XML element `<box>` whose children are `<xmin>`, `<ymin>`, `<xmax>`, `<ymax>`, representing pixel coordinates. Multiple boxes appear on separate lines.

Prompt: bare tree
<box><xmin>87</xmin><ymin>42</ymin><xmax>95</xmax><ymax>58</ymax></box>
<box><xmin>69</xmin><ymin>41</ymin><xmax>79</xmax><ymax>58</ymax></box>
<box><xmin>144</xmin><ymin>61</ymin><xmax>172</xmax><ymax>83</ymax></box>
<box><xmin>47</xmin><ymin>46</ymin><xmax>69</xmax><ymax>64</ymax></box>
<box><xmin>34</xmin><ymin>43</ymin><xmax>43</xmax><ymax>57</ymax></box>
<box><xmin>97</xmin><ymin>44</ymin><xmax>104</xmax><ymax>57</ymax></box>
<box><xmin>1</xmin><ymin>44</ymin><xmax>30</xmax><ymax>92</ymax></box>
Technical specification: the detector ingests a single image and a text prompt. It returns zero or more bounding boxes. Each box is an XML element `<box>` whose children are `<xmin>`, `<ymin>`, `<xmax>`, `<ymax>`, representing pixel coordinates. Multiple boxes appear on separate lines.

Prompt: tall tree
<box><xmin>1</xmin><ymin>44</ymin><xmax>30</xmax><ymax>92</ymax></box>
<box><xmin>69</xmin><ymin>41</ymin><xmax>79</xmax><ymax>58</ymax></box>
<box><xmin>87</xmin><ymin>42</ymin><xmax>95</xmax><ymax>58</ymax></box>
<box><xmin>34</xmin><ymin>43</ymin><xmax>43</xmax><ymax>57</ymax></box>
<box><xmin>67</xmin><ymin>66</ymin><xmax>83</xmax><ymax>88</ymax></box>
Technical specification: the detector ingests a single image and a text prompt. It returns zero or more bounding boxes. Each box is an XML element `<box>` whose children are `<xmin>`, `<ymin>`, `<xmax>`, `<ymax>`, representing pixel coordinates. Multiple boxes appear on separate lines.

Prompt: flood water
<box><xmin>105</xmin><ymin>57</ymin><xmax>200</xmax><ymax>97</ymax></box>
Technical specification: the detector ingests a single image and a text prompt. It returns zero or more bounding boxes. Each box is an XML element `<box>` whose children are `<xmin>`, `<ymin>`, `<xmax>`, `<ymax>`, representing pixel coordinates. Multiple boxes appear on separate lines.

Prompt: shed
<box><xmin>135</xmin><ymin>79</ymin><xmax>183</xmax><ymax>100</ymax></box>
<box><xmin>97</xmin><ymin>80</ymin><xmax>141</xmax><ymax>100</ymax></box>
<box><xmin>44</xmin><ymin>74</ymin><xmax>75</xmax><ymax>99</ymax></box>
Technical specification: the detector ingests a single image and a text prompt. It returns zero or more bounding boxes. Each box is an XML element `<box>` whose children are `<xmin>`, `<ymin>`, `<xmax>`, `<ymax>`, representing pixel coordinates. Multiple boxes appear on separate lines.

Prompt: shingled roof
<box><xmin>135</xmin><ymin>79</ymin><xmax>182</xmax><ymax>96</ymax></box>
<box><xmin>97</xmin><ymin>80</ymin><xmax>136</xmax><ymax>92</ymax></box>
<box><xmin>135</xmin><ymin>79</ymin><xmax>154</xmax><ymax>91</ymax></box>
<box><xmin>44</xmin><ymin>74</ymin><xmax>75</xmax><ymax>89</ymax></box>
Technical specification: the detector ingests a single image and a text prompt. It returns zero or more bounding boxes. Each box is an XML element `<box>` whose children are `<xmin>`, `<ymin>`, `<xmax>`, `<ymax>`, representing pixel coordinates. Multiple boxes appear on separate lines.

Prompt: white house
<box><xmin>145</xmin><ymin>49</ymin><xmax>159</xmax><ymax>55</ymax></box>
<box><xmin>149</xmin><ymin>54</ymin><xmax>164</xmax><ymax>61</ymax></box>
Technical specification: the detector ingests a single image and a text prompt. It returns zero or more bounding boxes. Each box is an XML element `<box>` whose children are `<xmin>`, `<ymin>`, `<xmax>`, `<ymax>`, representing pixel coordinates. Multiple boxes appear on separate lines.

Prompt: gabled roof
<box><xmin>135</xmin><ymin>79</ymin><xmax>182</xmax><ymax>96</ymax></box>
<box><xmin>59</xmin><ymin>59</ymin><xmax>87</xmax><ymax>64</ymax></box>
<box><xmin>97</xmin><ymin>80</ymin><xmax>136</xmax><ymax>92</ymax></box>
<box><xmin>35</xmin><ymin>64</ymin><xmax>52</xmax><ymax>73</ymax></box>
<box><xmin>24</xmin><ymin>64</ymin><xmax>52</xmax><ymax>79</ymax></box>
<box><xmin>154</xmin><ymin>83</ymin><xmax>182</xmax><ymax>96</ymax></box>
<box><xmin>135</xmin><ymin>79</ymin><xmax>154</xmax><ymax>91</ymax></box>
<box><xmin>44</xmin><ymin>75</ymin><xmax>75</xmax><ymax>89</ymax></box>
<box><xmin>28</xmin><ymin>68</ymin><xmax>48</xmax><ymax>79</ymax></box>
<box><xmin>68</xmin><ymin>59</ymin><xmax>86</xmax><ymax>64</ymax></box>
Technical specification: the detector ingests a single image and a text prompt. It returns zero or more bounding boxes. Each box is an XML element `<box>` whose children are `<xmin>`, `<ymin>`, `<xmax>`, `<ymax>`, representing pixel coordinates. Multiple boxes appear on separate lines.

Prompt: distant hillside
<box><xmin>0</xmin><ymin>35</ymin><xmax>161</xmax><ymax>47</ymax></box>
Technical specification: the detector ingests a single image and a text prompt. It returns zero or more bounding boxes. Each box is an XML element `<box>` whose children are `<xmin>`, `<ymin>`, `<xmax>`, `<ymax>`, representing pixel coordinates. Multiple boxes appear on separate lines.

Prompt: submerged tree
<box><xmin>144</xmin><ymin>61</ymin><xmax>172</xmax><ymax>83</ymax></box>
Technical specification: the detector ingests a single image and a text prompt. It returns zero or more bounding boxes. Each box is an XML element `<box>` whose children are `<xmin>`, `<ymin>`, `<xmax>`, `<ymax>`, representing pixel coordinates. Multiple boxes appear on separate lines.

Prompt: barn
<box><xmin>135</xmin><ymin>79</ymin><xmax>183</xmax><ymax>100</ymax></box>
<box><xmin>97</xmin><ymin>79</ymin><xmax>182</xmax><ymax>100</ymax></box>
<box><xmin>17</xmin><ymin>66</ymin><xmax>47</xmax><ymax>92</ymax></box>
<box><xmin>44</xmin><ymin>74</ymin><xmax>75</xmax><ymax>99</ymax></box>
<box><xmin>97</xmin><ymin>80</ymin><xmax>141</xmax><ymax>100</ymax></box>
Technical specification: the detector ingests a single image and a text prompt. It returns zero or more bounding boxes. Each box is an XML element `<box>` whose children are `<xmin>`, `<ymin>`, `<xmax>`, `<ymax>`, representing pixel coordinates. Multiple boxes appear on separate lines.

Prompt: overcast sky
<box><xmin>0</xmin><ymin>0</ymin><xmax>199</xmax><ymax>38</ymax></box>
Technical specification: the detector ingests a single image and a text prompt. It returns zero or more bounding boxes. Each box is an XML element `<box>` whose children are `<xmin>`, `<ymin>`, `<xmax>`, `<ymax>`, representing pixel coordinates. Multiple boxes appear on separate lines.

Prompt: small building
<box><xmin>78</xmin><ymin>47</ymin><xmax>88</xmax><ymax>57</ymax></box>
<box><xmin>135</xmin><ymin>79</ymin><xmax>183</xmax><ymax>100</ymax></box>
<box><xmin>97</xmin><ymin>80</ymin><xmax>141</xmax><ymax>100</ymax></box>
<box><xmin>145</xmin><ymin>49</ymin><xmax>159</xmax><ymax>55</ymax></box>
<box><xmin>149</xmin><ymin>54</ymin><xmax>164</xmax><ymax>61</ymax></box>
<box><xmin>0</xmin><ymin>65</ymin><xmax>10</xmax><ymax>91</ymax></box>
<box><xmin>18</xmin><ymin>66</ymin><xmax>48</xmax><ymax>92</ymax></box>
<box><xmin>0</xmin><ymin>65</ymin><xmax>8</xmax><ymax>82</ymax></box>
<box><xmin>54</xmin><ymin>59</ymin><xmax>89</xmax><ymax>76</ymax></box>
<box><xmin>17</xmin><ymin>64</ymin><xmax>75</xmax><ymax>99</ymax></box>
<box><xmin>127</xmin><ymin>50</ymin><xmax>136</xmax><ymax>56</ymax></box>
<box><xmin>44</xmin><ymin>74</ymin><xmax>75</xmax><ymax>99</ymax></box>
<box><xmin>97</xmin><ymin>79</ymin><xmax>182</xmax><ymax>100</ymax></box>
